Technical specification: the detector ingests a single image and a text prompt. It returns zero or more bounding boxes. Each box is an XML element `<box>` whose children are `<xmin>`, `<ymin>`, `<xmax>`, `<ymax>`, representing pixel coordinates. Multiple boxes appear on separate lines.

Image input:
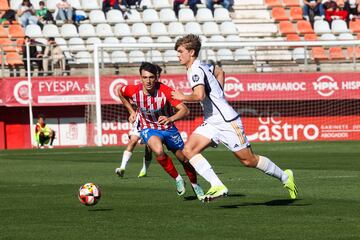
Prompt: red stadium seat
<box><xmin>297</xmin><ymin>20</ymin><xmax>314</xmax><ymax>34</ymax></box>
<box><xmin>329</xmin><ymin>47</ymin><xmax>345</xmax><ymax>60</ymax></box>
<box><xmin>349</xmin><ymin>19</ymin><xmax>360</xmax><ymax>33</ymax></box>
<box><xmin>347</xmin><ymin>46</ymin><xmax>360</xmax><ymax>59</ymax></box>
<box><xmin>272</xmin><ymin>7</ymin><xmax>289</xmax><ymax>21</ymax></box>
<box><xmin>290</xmin><ymin>7</ymin><xmax>303</xmax><ymax>21</ymax></box>
<box><xmin>0</xmin><ymin>38</ymin><xmax>17</xmax><ymax>52</ymax></box>
<box><xmin>0</xmin><ymin>0</ymin><xmax>9</xmax><ymax>10</ymax></box>
<box><xmin>311</xmin><ymin>47</ymin><xmax>328</xmax><ymax>60</ymax></box>
<box><xmin>0</xmin><ymin>25</ymin><xmax>7</xmax><ymax>38</ymax></box>
<box><xmin>286</xmin><ymin>34</ymin><xmax>301</xmax><ymax>41</ymax></box>
<box><xmin>304</xmin><ymin>33</ymin><xmax>318</xmax><ymax>41</ymax></box>
<box><xmin>265</xmin><ymin>0</ymin><xmax>283</xmax><ymax>7</ymax></box>
<box><xmin>283</xmin><ymin>0</ymin><xmax>300</xmax><ymax>7</ymax></box>
<box><xmin>15</xmin><ymin>38</ymin><xmax>24</xmax><ymax>53</ymax></box>
<box><xmin>279</xmin><ymin>21</ymin><xmax>296</xmax><ymax>34</ymax></box>
<box><xmin>5</xmin><ymin>52</ymin><xmax>23</xmax><ymax>66</ymax></box>
<box><xmin>8</xmin><ymin>24</ymin><xmax>25</xmax><ymax>39</ymax></box>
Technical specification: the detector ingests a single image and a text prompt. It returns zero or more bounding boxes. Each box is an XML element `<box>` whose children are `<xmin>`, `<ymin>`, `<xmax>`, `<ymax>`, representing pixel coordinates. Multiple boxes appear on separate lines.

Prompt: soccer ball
<box><xmin>78</xmin><ymin>183</ymin><xmax>101</xmax><ymax>206</ymax></box>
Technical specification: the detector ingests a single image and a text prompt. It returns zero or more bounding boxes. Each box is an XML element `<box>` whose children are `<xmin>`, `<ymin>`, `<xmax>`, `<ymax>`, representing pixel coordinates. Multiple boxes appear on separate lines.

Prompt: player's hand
<box><xmin>128</xmin><ymin>112</ymin><xmax>136</xmax><ymax>123</ymax></box>
<box><xmin>171</xmin><ymin>90</ymin><xmax>185</xmax><ymax>101</ymax></box>
<box><xmin>158</xmin><ymin>116</ymin><xmax>172</xmax><ymax>125</ymax></box>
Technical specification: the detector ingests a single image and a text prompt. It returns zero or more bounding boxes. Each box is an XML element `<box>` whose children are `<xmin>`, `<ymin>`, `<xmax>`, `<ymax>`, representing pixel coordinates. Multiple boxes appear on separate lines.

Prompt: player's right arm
<box><xmin>118</xmin><ymin>85</ymin><xmax>136</xmax><ymax>123</ymax></box>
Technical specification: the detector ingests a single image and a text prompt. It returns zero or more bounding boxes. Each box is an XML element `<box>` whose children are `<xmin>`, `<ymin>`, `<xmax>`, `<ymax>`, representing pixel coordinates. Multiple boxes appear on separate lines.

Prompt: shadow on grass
<box><xmin>220</xmin><ymin>199</ymin><xmax>310</xmax><ymax>208</ymax></box>
<box><xmin>184</xmin><ymin>193</ymin><xmax>246</xmax><ymax>201</ymax></box>
<box><xmin>88</xmin><ymin>208</ymin><xmax>114</xmax><ymax>212</ymax></box>
<box><xmin>184</xmin><ymin>196</ymin><xmax>198</xmax><ymax>201</ymax></box>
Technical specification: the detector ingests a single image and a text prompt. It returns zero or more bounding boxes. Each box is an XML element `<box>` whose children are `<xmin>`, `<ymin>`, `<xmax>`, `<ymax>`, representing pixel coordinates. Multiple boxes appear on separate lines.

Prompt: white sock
<box><xmin>191</xmin><ymin>183</ymin><xmax>199</xmax><ymax>188</ymax></box>
<box><xmin>120</xmin><ymin>150</ymin><xmax>132</xmax><ymax>169</ymax></box>
<box><xmin>189</xmin><ymin>154</ymin><xmax>224</xmax><ymax>187</ymax></box>
<box><xmin>256</xmin><ymin>156</ymin><xmax>288</xmax><ymax>183</ymax></box>
<box><xmin>175</xmin><ymin>175</ymin><xmax>182</xmax><ymax>181</ymax></box>
<box><xmin>140</xmin><ymin>157</ymin><xmax>151</xmax><ymax>172</ymax></box>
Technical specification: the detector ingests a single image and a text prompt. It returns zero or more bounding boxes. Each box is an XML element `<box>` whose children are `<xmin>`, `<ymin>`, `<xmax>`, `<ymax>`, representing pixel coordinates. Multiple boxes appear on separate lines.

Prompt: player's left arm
<box><xmin>158</xmin><ymin>103</ymin><xmax>189</xmax><ymax>125</ymax></box>
<box><xmin>214</xmin><ymin>65</ymin><xmax>225</xmax><ymax>89</ymax></box>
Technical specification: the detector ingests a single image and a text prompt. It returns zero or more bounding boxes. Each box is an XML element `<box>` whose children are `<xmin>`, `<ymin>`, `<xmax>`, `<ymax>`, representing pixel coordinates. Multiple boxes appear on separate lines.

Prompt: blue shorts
<box><xmin>140</xmin><ymin>127</ymin><xmax>184</xmax><ymax>151</ymax></box>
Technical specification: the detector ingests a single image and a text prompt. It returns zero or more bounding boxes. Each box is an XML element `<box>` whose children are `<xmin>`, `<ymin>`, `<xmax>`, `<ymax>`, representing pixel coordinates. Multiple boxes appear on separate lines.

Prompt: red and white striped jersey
<box><xmin>121</xmin><ymin>82</ymin><xmax>182</xmax><ymax>130</ymax></box>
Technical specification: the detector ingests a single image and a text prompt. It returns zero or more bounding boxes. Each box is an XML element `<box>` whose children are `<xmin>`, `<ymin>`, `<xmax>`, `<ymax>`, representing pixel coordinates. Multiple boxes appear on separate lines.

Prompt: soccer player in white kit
<box><xmin>172</xmin><ymin>34</ymin><xmax>298</xmax><ymax>201</ymax></box>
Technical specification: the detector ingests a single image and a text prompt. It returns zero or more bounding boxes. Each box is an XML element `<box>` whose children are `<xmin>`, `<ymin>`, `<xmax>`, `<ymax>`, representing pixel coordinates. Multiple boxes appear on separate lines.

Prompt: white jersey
<box><xmin>187</xmin><ymin>60</ymin><xmax>239</xmax><ymax>124</ymax></box>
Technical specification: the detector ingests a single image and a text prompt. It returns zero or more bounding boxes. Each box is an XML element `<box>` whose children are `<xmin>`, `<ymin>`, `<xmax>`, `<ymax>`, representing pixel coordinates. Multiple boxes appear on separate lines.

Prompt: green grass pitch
<box><xmin>0</xmin><ymin>141</ymin><xmax>359</xmax><ymax>240</ymax></box>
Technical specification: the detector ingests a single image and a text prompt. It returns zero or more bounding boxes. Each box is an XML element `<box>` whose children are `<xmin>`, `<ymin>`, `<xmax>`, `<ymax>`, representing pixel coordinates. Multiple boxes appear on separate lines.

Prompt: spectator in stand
<box><xmin>43</xmin><ymin>37</ymin><xmax>66</xmax><ymax>76</ymax></box>
<box><xmin>303</xmin><ymin>0</ymin><xmax>325</xmax><ymax>23</ymax></box>
<box><xmin>206</xmin><ymin>0</ymin><xmax>232</xmax><ymax>14</ymax></box>
<box><xmin>36</xmin><ymin>1</ymin><xmax>55</xmax><ymax>24</ymax></box>
<box><xmin>56</xmin><ymin>0</ymin><xmax>73</xmax><ymax>23</ymax></box>
<box><xmin>324</xmin><ymin>0</ymin><xmax>348</xmax><ymax>24</ymax></box>
<box><xmin>345</xmin><ymin>0</ymin><xmax>360</xmax><ymax>20</ymax></box>
<box><xmin>121</xmin><ymin>0</ymin><xmax>142</xmax><ymax>8</ymax></box>
<box><xmin>23</xmin><ymin>35</ymin><xmax>44</xmax><ymax>76</ymax></box>
<box><xmin>102</xmin><ymin>0</ymin><xmax>120</xmax><ymax>13</ymax></box>
<box><xmin>17</xmin><ymin>0</ymin><xmax>38</xmax><ymax>28</ymax></box>
<box><xmin>0</xmin><ymin>9</ymin><xmax>16</xmax><ymax>24</ymax></box>
<box><xmin>174</xmin><ymin>0</ymin><xmax>201</xmax><ymax>18</ymax></box>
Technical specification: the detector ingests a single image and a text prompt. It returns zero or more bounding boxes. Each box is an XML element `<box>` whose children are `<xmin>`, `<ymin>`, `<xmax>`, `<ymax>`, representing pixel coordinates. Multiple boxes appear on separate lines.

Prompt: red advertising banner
<box><xmin>95</xmin><ymin>115</ymin><xmax>360</xmax><ymax>146</ymax></box>
<box><xmin>0</xmin><ymin>80</ymin><xmax>4</xmax><ymax>106</ymax></box>
<box><xmin>241</xmin><ymin>116</ymin><xmax>360</xmax><ymax>142</ymax></box>
<box><xmin>2</xmin><ymin>72</ymin><xmax>360</xmax><ymax>106</ymax></box>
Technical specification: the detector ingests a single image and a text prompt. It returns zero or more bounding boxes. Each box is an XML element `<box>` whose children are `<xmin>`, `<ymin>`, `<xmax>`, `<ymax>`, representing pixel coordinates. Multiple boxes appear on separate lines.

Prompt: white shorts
<box><xmin>193</xmin><ymin>117</ymin><xmax>250</xmax><ymax>152</ymax></box>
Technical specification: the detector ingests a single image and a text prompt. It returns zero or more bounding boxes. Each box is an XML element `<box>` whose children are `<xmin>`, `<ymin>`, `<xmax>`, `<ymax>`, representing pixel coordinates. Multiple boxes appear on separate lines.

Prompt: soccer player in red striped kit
<box><xmin>118</xmin><ymin>62</ymin><xmax>204</xmax><ymax>199</ymax></box>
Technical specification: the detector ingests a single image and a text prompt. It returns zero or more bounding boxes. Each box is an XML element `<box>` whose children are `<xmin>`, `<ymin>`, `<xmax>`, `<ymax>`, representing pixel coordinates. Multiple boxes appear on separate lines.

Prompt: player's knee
<box><xmin>127</xmin><ymin>140</ymin><xmax>138</xmax><ymax>150</ymax></box>
<box><xmin>152</xmin><ymin>148</ymin><xmax>165</xmax><ymax>157</ymax></box>
<box><xmin>182</xmin><ymin>145</ymin><xmax>194</xmax><ymax>159</ymax></box>
<box><xmin>39</xmin><ymin>132</ymin><xmax>45</xmax><ymax>137</ymax></box>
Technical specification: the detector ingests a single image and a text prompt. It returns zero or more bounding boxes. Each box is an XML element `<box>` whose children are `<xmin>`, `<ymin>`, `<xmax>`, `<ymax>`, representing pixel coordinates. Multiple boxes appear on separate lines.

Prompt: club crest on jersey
<box><xmin>192</xmin><ymin>74</ymin><xmax>200</xmax><ymax>82</ymax></box>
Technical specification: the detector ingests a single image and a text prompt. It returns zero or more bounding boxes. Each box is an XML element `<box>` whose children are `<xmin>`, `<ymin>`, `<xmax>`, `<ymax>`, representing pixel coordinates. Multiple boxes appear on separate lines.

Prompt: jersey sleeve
<box><xmin>188</xmin><ymin>67</ymin><xmax>205</xmax><ymax>89</ymax></box>
<box><xmin>160</xmin><ymin>84</ymin><xmax>182</xmax><ymax>107</ymax></box>
<box><xmin>121</xmin><ymin>85</ymin><xmax>137</xmax><ymax>98</ymax></box>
